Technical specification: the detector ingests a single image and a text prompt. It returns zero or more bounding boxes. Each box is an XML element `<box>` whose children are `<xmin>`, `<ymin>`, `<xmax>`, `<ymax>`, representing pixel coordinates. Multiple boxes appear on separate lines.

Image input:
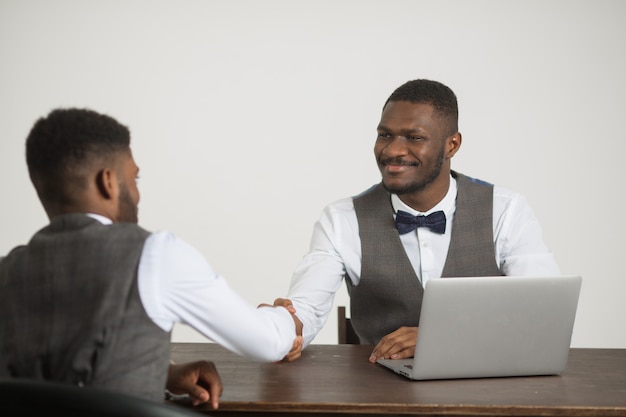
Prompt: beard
<box><xmin>381</xmin><ymin>147</ymin><xmax>445</xmax><ymax>195</ymax></box>
<box><xmin>117</xmin><ymin>183</ymin><xmax>138</xmax><ymax>223</ymax></box>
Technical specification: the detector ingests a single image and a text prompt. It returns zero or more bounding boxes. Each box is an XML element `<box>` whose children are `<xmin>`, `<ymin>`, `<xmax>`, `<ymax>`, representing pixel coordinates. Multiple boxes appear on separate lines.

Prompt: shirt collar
<box><xmin>86</xmin><ymin>213</ymin><xmax>113</xmax><ymax>225</ymax></box>
<box><xmin>390</xmin><ymin>174</ymin><xmax>457</xmax><ymax>217</ymax></box>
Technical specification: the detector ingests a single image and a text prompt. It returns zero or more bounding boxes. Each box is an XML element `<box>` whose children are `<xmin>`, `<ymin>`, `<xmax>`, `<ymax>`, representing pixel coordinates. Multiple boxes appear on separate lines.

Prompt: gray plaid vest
<box><xmin>0</xmin><ymin>214</ymin><xmax>171</xmax><ymax>402</ymax></box>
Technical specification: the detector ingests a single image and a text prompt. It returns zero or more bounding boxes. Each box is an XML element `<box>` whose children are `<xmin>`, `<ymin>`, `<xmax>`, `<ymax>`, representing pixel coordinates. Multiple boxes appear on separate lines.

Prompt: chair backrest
<box><xmin>337</xmin><ymin>306</ymin><xmax>359</xmax><ymax>344</ymax></box>
<box><xmin>0</xmin><ymin>378</ymin><xmax>201</xmax><ymax>417</ymax></box>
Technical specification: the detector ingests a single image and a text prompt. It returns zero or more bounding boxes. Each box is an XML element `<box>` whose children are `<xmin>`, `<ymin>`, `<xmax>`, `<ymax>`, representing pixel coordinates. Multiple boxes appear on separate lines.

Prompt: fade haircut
<box><xmin>25</xmin><ymin>108</ymin><xmax>131</xmax><ymax>209</ymax></box>
<box><xmin>384</xmin><ymin>79</ymin><xmax>459</xmax><ymax>136</ymax></box>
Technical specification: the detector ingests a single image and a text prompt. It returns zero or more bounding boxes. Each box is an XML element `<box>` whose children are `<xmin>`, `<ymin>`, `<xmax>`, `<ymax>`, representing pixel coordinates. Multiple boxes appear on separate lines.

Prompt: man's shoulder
<box><xmin>492</xmin><ymin>184</ymin><xmax>526</xmax><ymax>213</ymax></box>
<box><xmin>323</xmin><ymin>195</ymin><xmax>356</xmax><ymax>215</ymax></box>
<box><xmin>455</xmin><ymin>171</ymin><xmax>525</xmax><ymax>204</ymax></box>
<box><xmin>314</xmin><ymin>191</ymin><xmax>367</xmax><ymax>228</ymax></box>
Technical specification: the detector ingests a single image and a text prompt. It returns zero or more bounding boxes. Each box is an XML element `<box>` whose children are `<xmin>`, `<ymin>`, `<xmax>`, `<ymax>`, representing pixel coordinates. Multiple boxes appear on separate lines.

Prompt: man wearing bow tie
<box><xmin>273</xmin><ymin>79</ymin><xmax>560</xmax><ymax>363</ymax></box>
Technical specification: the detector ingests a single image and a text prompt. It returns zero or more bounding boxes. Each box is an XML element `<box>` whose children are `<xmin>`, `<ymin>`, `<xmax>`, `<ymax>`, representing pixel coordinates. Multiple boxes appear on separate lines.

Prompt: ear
<box><xmin>445</xmin><ymin>132</ymin><xmax>462</xmax><ymax>158</ymax></box>
<box><xmin>95</xmin><ymin>167</ymin><xmax>119</xmax><ymax>201</ymax></box>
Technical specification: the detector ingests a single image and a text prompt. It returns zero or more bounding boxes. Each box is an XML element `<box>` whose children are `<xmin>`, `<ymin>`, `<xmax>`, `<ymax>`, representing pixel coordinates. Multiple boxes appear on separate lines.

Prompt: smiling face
<box><xmin>374</xmin><ymin>100</ymin><xmax>461</xmax><ymax>210</ymax></box>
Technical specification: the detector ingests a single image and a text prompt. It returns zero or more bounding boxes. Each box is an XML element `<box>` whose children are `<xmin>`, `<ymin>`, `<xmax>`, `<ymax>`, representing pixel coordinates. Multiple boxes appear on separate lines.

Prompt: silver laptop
<box><xmin>377</xmin><ymin>275</ymin><xmax>582</xmax><ymax>380</ymax></box>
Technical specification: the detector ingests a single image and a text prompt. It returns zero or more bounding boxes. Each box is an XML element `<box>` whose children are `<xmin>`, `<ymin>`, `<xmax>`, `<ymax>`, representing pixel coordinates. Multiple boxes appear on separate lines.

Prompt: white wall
<box><xmin>1</xmin><ymin>0</ymin><xmax>624</xmax><ymax>348</ymax></box>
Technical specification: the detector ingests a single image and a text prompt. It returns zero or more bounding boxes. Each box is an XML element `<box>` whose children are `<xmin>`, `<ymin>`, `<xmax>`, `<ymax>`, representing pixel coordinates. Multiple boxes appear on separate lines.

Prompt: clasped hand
<box><xmin>257</xmin><ymin>298</ymin><xmax>304</xmax><ymax>362</ymax></box>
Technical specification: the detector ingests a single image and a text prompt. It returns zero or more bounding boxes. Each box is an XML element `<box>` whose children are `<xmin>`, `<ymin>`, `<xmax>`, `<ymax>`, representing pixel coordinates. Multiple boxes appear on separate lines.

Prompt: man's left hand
<box><xmin>368</xmin><ymin>326</ymin><xmax>418</xmax><ymax>363</ymax></box>
<box><xmin>167</xmin><ymin>360</ymin><xmax>223</xmax><ymax>408</ymax></box>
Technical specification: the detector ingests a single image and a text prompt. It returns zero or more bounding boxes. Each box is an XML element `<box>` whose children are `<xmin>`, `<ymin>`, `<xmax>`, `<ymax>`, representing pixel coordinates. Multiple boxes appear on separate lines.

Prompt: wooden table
<box><xmin>170</xmin><ymin>343</ymin><xmax>626</xmax><ymax>417</ymax></box>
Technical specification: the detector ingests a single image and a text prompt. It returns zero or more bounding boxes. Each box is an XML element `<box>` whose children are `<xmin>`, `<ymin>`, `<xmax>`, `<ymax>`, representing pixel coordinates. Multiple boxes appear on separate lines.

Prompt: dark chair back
<box><xmin>337</xmin><ymin>306</ymin><xmax>359</xmax><ymax>344</ymax></box>
<box><xmin>0</xmin><ymin>378</ymin><xmax>202</xmax><ymax>417</ymax></box>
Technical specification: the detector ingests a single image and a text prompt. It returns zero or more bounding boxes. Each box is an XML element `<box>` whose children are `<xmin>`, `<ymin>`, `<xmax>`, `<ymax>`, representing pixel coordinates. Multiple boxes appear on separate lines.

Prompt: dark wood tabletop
<box><xmin>170</xmin><ymin>343</ymin><xmax>626</xmax><ymax>417</ymax></box>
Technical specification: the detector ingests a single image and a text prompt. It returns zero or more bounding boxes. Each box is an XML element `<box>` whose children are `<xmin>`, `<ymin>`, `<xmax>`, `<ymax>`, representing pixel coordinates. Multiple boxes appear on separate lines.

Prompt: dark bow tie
<box><xmin>395</xmin><ymin>210</ymin><xmax>446</xmax><ymax>235</ymax></box>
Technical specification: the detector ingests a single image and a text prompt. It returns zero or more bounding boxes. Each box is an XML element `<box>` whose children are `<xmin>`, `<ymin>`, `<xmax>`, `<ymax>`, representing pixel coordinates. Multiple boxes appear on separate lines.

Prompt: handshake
<box><xmin>258</xmin><ymin>298</ymin><xmax>303</xmax><ymax>363</ymax></box>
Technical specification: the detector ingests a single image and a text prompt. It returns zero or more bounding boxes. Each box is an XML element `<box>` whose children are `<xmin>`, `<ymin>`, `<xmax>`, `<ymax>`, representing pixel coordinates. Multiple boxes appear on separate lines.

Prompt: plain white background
<box><xmin>1</xmin><ymin>0</ymin><xmax>624</xmax><ymax>348</ymax></box>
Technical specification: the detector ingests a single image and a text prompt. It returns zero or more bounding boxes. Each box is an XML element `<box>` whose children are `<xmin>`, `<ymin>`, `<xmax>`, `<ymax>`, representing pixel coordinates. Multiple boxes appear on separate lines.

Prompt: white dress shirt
<box><xmin>87</xmin><ymin>214</ymin><xmax>296</xmax><ymax>363</ymax></box>
<box><xmin>287</xmin><ymin>175</ymin><xmax>560</xmax><ymax>346</ymax></box>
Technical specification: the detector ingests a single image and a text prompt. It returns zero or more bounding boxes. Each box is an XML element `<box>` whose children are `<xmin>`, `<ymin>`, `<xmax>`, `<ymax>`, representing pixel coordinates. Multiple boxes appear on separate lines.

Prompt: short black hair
<box><xmin>384</xmin><ymin>79</ymin><xmax>459</xmax><ymax>135</ymax></box>
<box><xmin>25</xmin><ymin>108</ymin><xmax>131</xmax><ymax>208</ymax></box>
